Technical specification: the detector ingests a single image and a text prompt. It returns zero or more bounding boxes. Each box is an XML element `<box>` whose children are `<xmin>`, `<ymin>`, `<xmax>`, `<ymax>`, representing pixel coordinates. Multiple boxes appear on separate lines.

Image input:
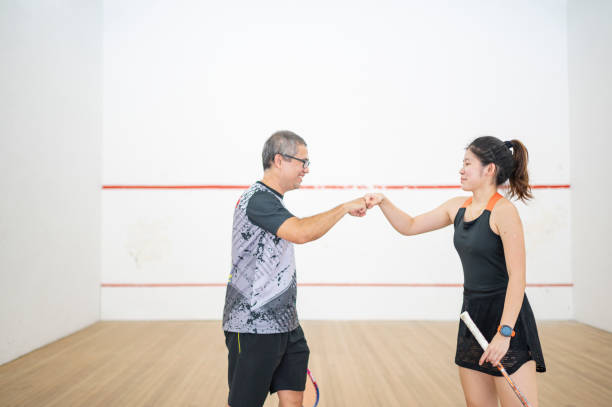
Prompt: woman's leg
<box><xmin>494</xmin><ymin>360</ymin><xmax>538</xmax><ymax>407</ymax></box>
<box><xmin>459</xmin><ymin>367</ymin><xmax>499</xmax><ymax>407</ymax></box>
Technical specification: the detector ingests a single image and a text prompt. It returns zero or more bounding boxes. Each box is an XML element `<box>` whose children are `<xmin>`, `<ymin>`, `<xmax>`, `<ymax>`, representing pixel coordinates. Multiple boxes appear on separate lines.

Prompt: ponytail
<box><xmin>506</xmin><ymin>139</ymin><xmax>532</xmax><ymax>202</ymax></box>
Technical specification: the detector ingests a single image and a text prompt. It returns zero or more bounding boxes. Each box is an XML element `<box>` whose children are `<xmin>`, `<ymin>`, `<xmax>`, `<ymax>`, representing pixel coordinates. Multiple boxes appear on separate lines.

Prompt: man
<box><xmin>222</xmin><ymin>130</ymin><xmax>367</xmax><ymax>407</ymax></box>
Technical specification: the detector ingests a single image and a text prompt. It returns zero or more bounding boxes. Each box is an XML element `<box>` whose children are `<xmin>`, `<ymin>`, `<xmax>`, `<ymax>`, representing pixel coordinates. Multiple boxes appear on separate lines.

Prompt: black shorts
<box><xmin>225</xmin><ymin>325</ymin><xmax>310</xmax><ymax>407</ymax></box>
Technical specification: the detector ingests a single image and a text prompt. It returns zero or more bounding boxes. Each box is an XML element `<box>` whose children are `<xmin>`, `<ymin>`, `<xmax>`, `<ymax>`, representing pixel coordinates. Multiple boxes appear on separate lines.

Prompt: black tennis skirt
<box><xmin>455</xmin><ymin>287</ymin><xmax>546</xmax><ymax>376</ymax></box>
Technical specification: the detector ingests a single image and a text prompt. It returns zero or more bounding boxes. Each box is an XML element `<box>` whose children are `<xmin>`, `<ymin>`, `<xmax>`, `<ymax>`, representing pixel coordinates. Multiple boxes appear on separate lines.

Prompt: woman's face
<box><xmin>459</xmin><ymin>149</ymin><xmax>490</xmax><ymax>191</ymax></box>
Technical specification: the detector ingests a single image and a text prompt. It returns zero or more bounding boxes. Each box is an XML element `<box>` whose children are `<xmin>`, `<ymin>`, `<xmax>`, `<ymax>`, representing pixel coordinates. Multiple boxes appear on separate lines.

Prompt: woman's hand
<box><xmin>364</xmin><ymin>193</ymin><xmax>385</xmax><ymax>209</ymax></box>
<box><xmin>479</xmin><ymin>332</ymin><xmax>511</xmax><ymax>367</ymax></box>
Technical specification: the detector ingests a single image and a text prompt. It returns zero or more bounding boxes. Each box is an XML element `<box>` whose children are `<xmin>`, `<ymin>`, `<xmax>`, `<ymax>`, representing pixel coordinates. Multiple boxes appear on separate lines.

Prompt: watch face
<box><xmin>501</xmin><ymin>326</ymin><xmax>512</xmax><ymax>336</ymax></box>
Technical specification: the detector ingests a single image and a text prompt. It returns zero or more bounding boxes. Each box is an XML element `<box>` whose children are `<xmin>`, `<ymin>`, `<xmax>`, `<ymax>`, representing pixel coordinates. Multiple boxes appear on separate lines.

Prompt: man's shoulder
<box><xmin>245</xmin><ymin>182</ymin><xmax>278</xmax><ymax>198</ymax></box>
<box><xmin>247</xmin><ymin>189</ymin><xmax>283</xmax><ymax>213</ymax></box>
<box><xmin>243</xmin><ymin>183</ymin><xmax>294</xmax><ymax>235</ymax></box>
<box><xmin>237</xmin><ymin>183</ymin><xmax>271</xmax><ymax>208</ymax></box>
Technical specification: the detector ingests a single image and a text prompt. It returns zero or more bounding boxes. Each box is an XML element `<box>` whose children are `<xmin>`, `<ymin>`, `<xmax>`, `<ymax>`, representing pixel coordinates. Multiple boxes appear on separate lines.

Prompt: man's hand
<box><xmin>345</xmin><ymin>197</ymin><xmax>367</xmax><ymax>217</ymax></box>
<box><xmin>364</xmin><ymin>193</ymin><xmax>385</xmax><ymax>209</ymax></box>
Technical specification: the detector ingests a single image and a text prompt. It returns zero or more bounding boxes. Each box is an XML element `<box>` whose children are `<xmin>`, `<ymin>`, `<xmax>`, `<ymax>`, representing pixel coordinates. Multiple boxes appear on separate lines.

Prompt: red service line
<box><xmin>102</xmin><ymin>184</ymin><xmax>570</xmax><ymax>190</ymax></box>
<box><xmin>101</xmin><ymin>282</ymin><xmax>573</xmax><ymax>288</ymax></box>
<box><xmin>103</xmin><ymin>185</ymin><xmax>250</xmax><ymax>190</ymax></box>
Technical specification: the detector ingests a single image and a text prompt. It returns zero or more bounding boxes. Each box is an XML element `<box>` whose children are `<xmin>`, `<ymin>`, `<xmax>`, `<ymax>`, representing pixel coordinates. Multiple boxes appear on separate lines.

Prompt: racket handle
<box><xmin>460</xmin><ymin>311</ymin><xmax>489</xmax><ymax>351</ymax></box>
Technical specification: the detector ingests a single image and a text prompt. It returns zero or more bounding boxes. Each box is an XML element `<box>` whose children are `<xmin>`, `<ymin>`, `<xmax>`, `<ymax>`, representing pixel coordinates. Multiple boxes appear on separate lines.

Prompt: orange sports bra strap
<box><xmin>461</xmin><ymin>197</ymin><xmax>472</xmax><ymax>208</ymax></box>
<box><xmin>486</xmin><ymin>193</ymin><xmax>503</xmax><ymax>211</ymax></box>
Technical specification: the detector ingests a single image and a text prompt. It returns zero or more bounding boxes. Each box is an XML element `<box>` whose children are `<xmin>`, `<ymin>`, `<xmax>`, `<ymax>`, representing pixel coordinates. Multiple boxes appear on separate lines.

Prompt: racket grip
<box><xmin>460</xmin><ymin>311</ymin><xmax>490</xmax><ymax>351</ymax></box>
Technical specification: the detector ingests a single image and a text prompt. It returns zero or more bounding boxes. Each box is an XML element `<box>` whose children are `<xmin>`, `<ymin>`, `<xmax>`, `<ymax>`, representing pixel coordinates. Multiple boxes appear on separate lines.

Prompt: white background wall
<box><xmin>3</xmin><ymin>0</ymin><xmax>609</xmax><ymax>367</ymax></box>
<box><xmin>568</xmin><ymin>0</ymin><xmax>612</xmax><ymax>332</ymax></box>
<box><xmin>0</xmin><ymin>1</ymin><xmax>102</xmax><ymax>364</ymax></box>
<box><xmin>101</xmin><ymin>0</ymin><xmax>573</xmax><ymax>320</ymax></box>
<box><xmin>4</xmin><ymin>0</ymin><xmax>610</xmax><ymax>367</ymax></box>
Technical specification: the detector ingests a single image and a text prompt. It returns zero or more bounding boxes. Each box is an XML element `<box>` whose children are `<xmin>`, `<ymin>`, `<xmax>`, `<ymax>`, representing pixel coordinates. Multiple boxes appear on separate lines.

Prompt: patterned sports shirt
<box><xmin>222</xmin><ymin>181</ymin><xmax>299</xmax><ymax>333</ymax></box>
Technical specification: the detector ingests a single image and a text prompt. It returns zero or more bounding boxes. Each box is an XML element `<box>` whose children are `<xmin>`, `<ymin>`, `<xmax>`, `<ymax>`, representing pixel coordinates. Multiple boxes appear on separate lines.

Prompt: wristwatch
<box><xmin>498</xmin><ymin>324</ymin><xmax>515</xmax><ymax>338</ymax></box>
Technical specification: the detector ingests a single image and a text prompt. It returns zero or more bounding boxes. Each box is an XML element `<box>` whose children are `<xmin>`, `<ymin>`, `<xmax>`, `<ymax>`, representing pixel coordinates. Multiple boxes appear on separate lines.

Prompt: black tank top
<box><xmin>453</xmin><ymin>193</ymin><xmax>509</xmax><ymax>291</ymax></box>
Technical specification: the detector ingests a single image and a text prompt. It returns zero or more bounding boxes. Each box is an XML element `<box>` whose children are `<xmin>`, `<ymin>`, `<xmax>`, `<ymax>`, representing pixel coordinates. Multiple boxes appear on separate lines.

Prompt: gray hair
<box><xmin>262</xmin><ymin>130</ymin><xmax>307</xmax><ymax>170</ymax></box>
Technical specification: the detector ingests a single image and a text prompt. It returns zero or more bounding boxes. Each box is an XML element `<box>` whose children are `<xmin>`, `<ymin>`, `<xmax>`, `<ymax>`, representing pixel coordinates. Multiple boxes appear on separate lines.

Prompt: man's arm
<box><xmin>276</xmin><ymin>197</ymin><xmax>366</xmax><ymax>244</ymax></box>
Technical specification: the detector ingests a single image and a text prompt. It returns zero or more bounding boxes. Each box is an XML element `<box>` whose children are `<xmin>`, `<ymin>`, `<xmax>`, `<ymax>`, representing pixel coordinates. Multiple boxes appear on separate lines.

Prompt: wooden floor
<box><xmin>1</xmin><ymin>321</ymin><xmax>611</xmax><ymax>406</ymax></box>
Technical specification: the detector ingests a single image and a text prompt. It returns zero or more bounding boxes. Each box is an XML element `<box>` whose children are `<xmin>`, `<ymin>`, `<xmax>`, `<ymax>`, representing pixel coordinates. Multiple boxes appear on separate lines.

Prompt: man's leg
<box><xmin>277</xmin><ymin>390</ymin><xmax>304</xmax><ymax>407</ymax></box>
<box><xmin>225</xmin><ymin>331</ymin><xmax>283</xmax><ymax>407</ymax></box>
<box><xmin>270</xmin><ymin>326</ymin><xmax>310</xmax><ymax>407</ymax></box>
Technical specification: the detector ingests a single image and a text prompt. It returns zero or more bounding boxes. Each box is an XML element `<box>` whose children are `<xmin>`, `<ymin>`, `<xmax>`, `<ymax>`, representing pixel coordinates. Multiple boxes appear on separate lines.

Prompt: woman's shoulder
<box><xmin>444</xmin><ymin>196</ymin><xmax>471</xmax><ymax>220</ymax></box>
<box><xmin>448</xmin><ymin>195</ymin><xmax>471</xmax><ymax>206</ymax></box>
<box><xmin>491</xmin><ymin>195</ymin><xmax>520</xmax><ymax>219</ymax></box>
<box><xmin>442</xmin><ymin>195</ymin><xmax>471</xmax><ymax>210</ymax></box>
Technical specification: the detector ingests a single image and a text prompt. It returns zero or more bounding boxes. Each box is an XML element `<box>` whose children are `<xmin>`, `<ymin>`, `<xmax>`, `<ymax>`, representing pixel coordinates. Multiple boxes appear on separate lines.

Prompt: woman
<box><xmin>365</xmin><ymin>136</ymin><xmax>545</xmax><ymax>406</ymax></box>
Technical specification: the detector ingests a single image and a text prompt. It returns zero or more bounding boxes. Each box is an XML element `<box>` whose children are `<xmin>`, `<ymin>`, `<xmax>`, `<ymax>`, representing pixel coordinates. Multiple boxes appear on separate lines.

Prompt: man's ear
<box><xmin>273</xmin><ymin>153</ymin><xmax>283</xmax><ymax>168</ymax></box>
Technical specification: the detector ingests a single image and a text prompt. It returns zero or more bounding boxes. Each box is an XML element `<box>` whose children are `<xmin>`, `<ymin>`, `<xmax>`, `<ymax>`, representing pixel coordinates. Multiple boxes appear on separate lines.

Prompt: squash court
<box><xmin>2</xmin><ymin>1</ymin><xmax>611</xmax><ymax>406</ymax></box>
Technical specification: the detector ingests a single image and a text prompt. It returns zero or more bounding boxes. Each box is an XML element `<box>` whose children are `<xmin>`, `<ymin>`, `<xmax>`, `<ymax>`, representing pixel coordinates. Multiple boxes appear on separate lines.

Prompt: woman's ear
<box><xmin>486</xmin><ymin>163</ymin><xmax>496</xmax><ymax>177</ymax></box>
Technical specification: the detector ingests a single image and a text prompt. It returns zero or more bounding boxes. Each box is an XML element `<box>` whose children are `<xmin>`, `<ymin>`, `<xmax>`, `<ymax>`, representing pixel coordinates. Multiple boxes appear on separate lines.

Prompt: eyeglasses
<box><xmin>280</xmin><ymin>154</ymin><xmax>310</xmax><ymax>169</ymax></box>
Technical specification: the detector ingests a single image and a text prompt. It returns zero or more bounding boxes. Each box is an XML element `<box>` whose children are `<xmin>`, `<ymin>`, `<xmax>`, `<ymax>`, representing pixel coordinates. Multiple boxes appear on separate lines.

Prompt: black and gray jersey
<box><xmin>222</xmin><ymin>182</ymin><xmax>299</xmax><ymax>334</ymax></box>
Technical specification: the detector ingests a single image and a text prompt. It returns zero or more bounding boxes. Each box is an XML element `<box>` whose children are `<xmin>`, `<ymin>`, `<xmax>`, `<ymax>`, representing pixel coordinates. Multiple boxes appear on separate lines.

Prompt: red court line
<box><xmin>101</xmin><ymin>283</ymin><xmax>573</xmax><ymax>288</ymax></box>
<box><xmin>102</xmin><ymin>184</ymin><xmax>570</xmax><ymax>190</ymax></box>
<box><xmin>103</xmin><ymin>185</ymin><xmax>250</xmax><ymax>190</ymax></box>
<box><xmin>102</xmin><ymin>283</ymin><xmax>227</xmax><ymax>287</ymax></box>
<box><xmin>531</xmin><ymin>185</ymin><xmax>571</xmax><ymax>189</ymax></box>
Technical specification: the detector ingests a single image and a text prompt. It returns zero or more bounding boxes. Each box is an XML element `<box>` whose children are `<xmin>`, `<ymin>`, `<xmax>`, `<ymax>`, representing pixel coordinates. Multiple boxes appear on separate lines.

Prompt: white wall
<box><xmin>101</xmin><ymin>188</ymin><xmax>571</xmax><ymax>320</ymax></box>
<box><xmin>568</xmin><ymin>0</ymin><xmax>612</xmax><ymax>332</ymax></box>
<box><xmin>101</xmin><ymin>0</ymin><xmax>572</xmax><ymax>320</ymax></box>
<box><xmin>0</xmin><ymin>1</ymin><xmax>102</xmax><ymax>364</ymax></box>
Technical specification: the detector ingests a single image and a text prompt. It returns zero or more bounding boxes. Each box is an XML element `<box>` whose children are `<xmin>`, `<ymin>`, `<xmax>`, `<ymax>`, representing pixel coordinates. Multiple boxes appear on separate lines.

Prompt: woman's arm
<box><xmin>479</xmin><ymin>200</ymin><xmax>527</xmax><ymax>366</ymax></box>
<box><xmin>498</xmin><ymin>201</ymin><xmax>527</xmax><ymax>327</ymax></box>
<box><xmin>365</xmin><ymin>193</ymin><xmax>466</xmax><ymax>236</ymax></box>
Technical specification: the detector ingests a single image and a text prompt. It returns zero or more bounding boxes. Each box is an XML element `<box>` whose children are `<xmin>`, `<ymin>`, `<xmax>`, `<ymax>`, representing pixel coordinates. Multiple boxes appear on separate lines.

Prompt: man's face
<box><xmin>281</xmin><ymin>144</ymin><xmax>309</xmax><ymax>191</ymax></box>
